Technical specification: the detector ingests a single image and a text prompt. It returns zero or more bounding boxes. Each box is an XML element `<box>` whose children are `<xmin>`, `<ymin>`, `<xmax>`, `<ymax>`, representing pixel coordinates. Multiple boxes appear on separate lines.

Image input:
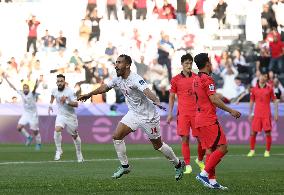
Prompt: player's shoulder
<box><xmin>51</xmin><ymin>88</ymin><xmax>58</xmax><ymax>94</ymax></box>
<box><xmin>198</xmin><ymin>72</ymin><xmax>213</xmax><ymax>82</ymax></box>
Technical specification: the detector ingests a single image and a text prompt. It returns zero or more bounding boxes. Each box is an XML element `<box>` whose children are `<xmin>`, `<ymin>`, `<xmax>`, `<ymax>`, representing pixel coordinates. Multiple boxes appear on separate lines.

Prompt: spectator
<box><xmin>153</xmin><ymin>0</ymin><xmax>175</xmax><ymax>20</ymax></box>
<box><xmin>192</xmin><ymin>0</ymin><xmax>204</xmax><ymax>29</ymax></box>
<box><xmin>219</xmin><ymin>50</ymin><xmax>233</xmax><ymax>72</ymax></box>
<box><xmin>123</xmin><ymin>0</ymin><xmax>134</xmax><ymax>21</ymax></box>
<box><xmin>176</xmin><ymin>0</ymin><xmax>187</xmax><ymax>28</ymax></box>
<box><xmin>41</xmin><ymin>30</ymin><xmax>56</xmax><ymax>52</ymax></box>
<box><xmin>107</xmin><ymin>0</ymin><xmax>118</xmax><ymax>20</ymax></box>
<box><xmin>79</xmin><ymin>19</ymin><xmax>92</xmax><ymax>44</ymax></box>
<box><xmin>153</xmin><ymin>79</ymin><xmax>169</xmax><ymax>103</ymax></box>
<box><xmin>89</xmin><ymin>9</ymin><xmax>102</xmax><ymax>42</ymax></box>
<box><xmin>158</xmin><ymin>34</ymin><xmax>174</xmax><ymax>80</ymax></box>
<box><xmin>273</xmin><ymin>77</ymin><xmax>283</xmax><ymax>101</ymax></box>
<box><xmin>134</xmin><ymin>55</ymin><xmax>148</xmax><ymax>79</ymax></box>
<box><xmin>69</xmin><ymin>49</ymin><xmax>84</xmax><ymax>67</ymax></box>
<box><xmin>135</xmin><ymin>0</ymin><xmax>147</xmax><ymax>20</ymax></box>
<box><xmin>26</xmin><ymin>15</ymin><xmax>40</xmax><ymax>53</ymax></box>
<box><xmin>86</xmin><ymin>0</ymin><xmax>97</xmax><ymax>13</ymax></box>
<box><xmin>56</xmin><ymin>30</ymin><xmax>67</xmax><ymax>50</ymax></box>
<box><xmin>212</xmin><ymin>0</ymin><xmax>227</xmax><ymax>29</ymax></box>
<box><xmin>261</xmin><ymin>3</ymin><xmax>277</xmax><ymax>39</ymax></box>
<box><xmin>145</xmin><ymin>58</ymin><xmax>168</xmax><ymax>88</ymax></box>
<box><xmin>232</xmin><ymin>49</ymin><xmax>248</xmax><ymax>74</ymax></box>
<box><xmin>256</xmin><ymin>43</ymin><xmax>270</xmax><ymax>73</ymax></box>
<box><xmin>268</xmin><ymin>33</ymin><xmax>284</xmax><ymax>73</ymax></box>
<box><xmin>105</xmin><ymin>42</ymin><xmax>118</xmax><ymax>61</ymax></box>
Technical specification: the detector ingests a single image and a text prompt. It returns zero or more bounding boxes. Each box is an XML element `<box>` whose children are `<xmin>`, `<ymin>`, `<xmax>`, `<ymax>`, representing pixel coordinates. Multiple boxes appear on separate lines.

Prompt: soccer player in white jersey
<box><xmin>78</xmin><ymin>54</ymin><xmax>185</xmax><ymax>180</ymax></box>
<box><xmin>48</xmin><ymin>74</ymin><xmax>83</xmax><ymax>162</ymax></box>
<box><xmin>3</xmin><ymin>73</ymin><xmax>41</xmax><ymax>150</ymax></box>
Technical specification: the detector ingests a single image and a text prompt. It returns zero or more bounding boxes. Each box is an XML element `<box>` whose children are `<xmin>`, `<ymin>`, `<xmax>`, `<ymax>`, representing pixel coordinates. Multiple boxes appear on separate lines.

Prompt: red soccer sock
<box><xmin>266</xmin><ymin>135</ymin><xmax>272</xmax><ymax>151</ymax></box>
<box><xmin>250</xmin><ymin>135</ymin><xmax>256</xmax><ymax>150</ymax></box>
<box><xmin>197</xmin><ymin>142</ymin><xmax>205</xmax><ymax>161</ymax></box>
<box><xmin>204</xmin><ymin>149</ymin><xmax>225</xmax><ymax>174</ymax></box>
<box><xmin>205</xmin><ymin>153</ymin><xmax>216</xmax><ymax>179</ymax></box>
<box><xmin>182</xmin><ymin>142</ymin><xmax>190</xmax><ymax>165</ymax></box>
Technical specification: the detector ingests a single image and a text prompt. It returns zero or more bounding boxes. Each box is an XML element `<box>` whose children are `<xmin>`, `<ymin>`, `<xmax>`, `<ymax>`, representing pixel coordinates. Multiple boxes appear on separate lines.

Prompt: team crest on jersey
<box><xmin>139</xmin><ymin>80</ymin><xmax>146</xmax><ymax>85</ymax></box>
<box><xmin>209</xmin><ymin>84</ymin><xmax>215</xmax><ymax>91</ymax></box>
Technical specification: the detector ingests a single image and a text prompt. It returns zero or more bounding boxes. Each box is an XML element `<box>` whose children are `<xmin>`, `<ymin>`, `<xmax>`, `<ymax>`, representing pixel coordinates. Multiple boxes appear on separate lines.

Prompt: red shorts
<box><xmin>177</xmin><ymin>115</ymin><xmax>198</xmax><ymax>137</ymax></box>
<box><xmin>197</xmin><ymin>122</ymin><xmax>227</xmax><ymax>150</ymax></box>
<box><xmin>252</xmin><ymin>117</ymin><xmax>272</xmax><ymax>132</ymax></box>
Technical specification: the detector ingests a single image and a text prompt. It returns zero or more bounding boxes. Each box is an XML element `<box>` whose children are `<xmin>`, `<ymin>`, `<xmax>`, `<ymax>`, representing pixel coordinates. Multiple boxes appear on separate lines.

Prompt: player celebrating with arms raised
<box><xmin>247</xmin><ymin>72</ymin><xmax>278</xmax><ymax>157</ymax></box>
<box><xmin>193</xmin><ymin>53</ymin><xmax>241</xmax><ymax>189</ymax></box>
<box><xmin>78</xmin><ymin>54</ymin><xmax>185</xmax><ymax>180</ymax></box>
<box><xmin>167</xmin><ymin>53</ymin><xmax>205</xmax><ymax>174</ymax></box>
<box><xmin>3</xmin><ymin>73</ymin><xmax>41</xmax><ymax>150</ymax></box>
<box><xmin>48</xmin><ymin>74</ymin><xmax>83</xmax><ymax>162</ymax></box>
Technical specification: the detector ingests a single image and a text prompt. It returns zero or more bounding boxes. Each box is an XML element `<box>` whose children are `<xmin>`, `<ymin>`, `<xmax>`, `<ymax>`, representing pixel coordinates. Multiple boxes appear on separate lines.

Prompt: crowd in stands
<box><xmin>0</xmin><ymin>0</ymin><xmax>283</xmax><ymax>105</ymax></box>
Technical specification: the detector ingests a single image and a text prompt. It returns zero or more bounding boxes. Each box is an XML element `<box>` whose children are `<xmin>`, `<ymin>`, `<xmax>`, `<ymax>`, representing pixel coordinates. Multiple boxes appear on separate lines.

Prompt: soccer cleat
<box><xmin>247</xmin><ymin>150</ymin><xmax>255</xmax><ymax>157</ymax></box>
<box><xmin>184</xmin><ymin>165</ymin><xmax>192</xmax><ymax>174</ymax></box>
<box><xmin>77</xmin><ymin>152</ymin><xmax>84</xmax><ymax>163</ymax></box>
<box><xmin>25</xmin><ymin>136</ymin><xmax>33</xmax><ymax>146</ymax></box>
<box><xmin>196</xmin><ymin>173</ymin><xmax>214</xmax><ymax>188</ymax></box>
<box><xmin>35</xmin><ymin>144</ymin><xmax>41</xmax><ymax>151</ymax></box>
<box><xmin>195</xmin><ymin>158</ymin><xmax>205</xmax><ymax>171</ymax></box>
<box><xmin>211</xmin><ymin>183</ymin><xmax>228</xmax><ymax>190</ymax></box>
<box><xmin>264</xmin><ymin>150</ymin><xmax>270</xmax><ymax>157</ymax></box>
<box><xmin>175</xmin><ymin>160</ymin><xmax>186</xmax><ymax>181</ymax></box>
<box><xmin>54</xmin><ymin>150</ymin><xmax>63</xmax><ymax>161</ymax></box>
<box><xmin>112</xmin><ymin>166</ymin><xmax>131</xmax><ymax>179</ymax></box>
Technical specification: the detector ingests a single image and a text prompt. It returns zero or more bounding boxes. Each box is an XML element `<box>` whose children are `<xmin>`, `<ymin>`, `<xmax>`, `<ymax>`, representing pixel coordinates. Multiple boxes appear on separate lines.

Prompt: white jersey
<box><xmin>107</xmin><ymin>72</ymin><xmax>158</xmax><ymax>120</ymax></box>
<box><xmin>51</xmin><ymin>87</ymin><xmax>77</xmax><ymax>117</ymax></box>
<box><xmin>17</xmin><ymin>90</ymin><xmax>37</xmax><ymax>114</ymax></box>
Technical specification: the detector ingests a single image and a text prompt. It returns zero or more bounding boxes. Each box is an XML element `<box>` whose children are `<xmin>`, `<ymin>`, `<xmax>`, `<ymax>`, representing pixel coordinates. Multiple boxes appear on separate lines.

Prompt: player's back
<box><xmin>171</xmin><ymin>72</ymin><xmax>197</xmax><ymax>115</ymax></box>
<box><xmin>193</xmin><ymin>72</ymin><xmax>217</xmax><ymax>128</ymax></box>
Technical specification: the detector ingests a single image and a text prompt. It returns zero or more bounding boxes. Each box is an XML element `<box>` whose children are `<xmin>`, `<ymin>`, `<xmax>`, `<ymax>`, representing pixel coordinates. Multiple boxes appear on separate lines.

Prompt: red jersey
<box><xmin>28</xmin><ymin>21</ymin><xmax>40</xmax><ymax>37</ymax></box>
<box><xmin>269</xmin><ymin>41</ymin><xmax>284</xmax><ymax>58</ymax></box>
<box><xmin>193</xmin><ymin>72</ymin><xmax>217</xmax><ymax>128</ymax></box>
<box><xmin>170</xmin><ymin>72</ymin><xmax>197</xmax><ymax>115</ymax></box>
<box><xmin>250</xmin><ymin>83</ymin><xmax>276</xmax><ymax>118</ymax></box>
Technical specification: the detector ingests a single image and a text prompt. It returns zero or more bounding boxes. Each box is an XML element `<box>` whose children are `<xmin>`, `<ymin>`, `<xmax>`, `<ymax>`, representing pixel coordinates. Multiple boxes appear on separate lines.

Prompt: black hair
<box><xmin>194</xmin><ymin>53</ymin><xmax>209</xmax><ymax>69</ymax></box>
<box><xmin>181</xmin><ymin>53</ymin><xmax>193</xmax><ymax>63</ymax></box>
<box><xmin>119</xmin><ymin>54</ymin><xmax>132</xmax><ymax>65</ymax></box>
<box><xmin>57</xmin><ymin>74</ymin><xmax>65</xmax><ymax>80</ymax></box>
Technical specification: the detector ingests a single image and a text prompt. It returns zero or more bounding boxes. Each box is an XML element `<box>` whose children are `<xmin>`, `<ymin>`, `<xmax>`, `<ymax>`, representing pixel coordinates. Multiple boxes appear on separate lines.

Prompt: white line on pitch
<box><xmin>0</xmin><ymin>154</ymin><xmax>283</xmax><ymax>165</ymax></box>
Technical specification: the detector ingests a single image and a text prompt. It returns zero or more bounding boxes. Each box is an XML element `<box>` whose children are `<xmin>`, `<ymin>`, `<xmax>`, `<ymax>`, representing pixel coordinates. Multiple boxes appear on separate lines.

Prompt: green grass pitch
<box><xmin>0</xmin><ymin>144</ymin><xmax>283</xmax><ymax>194</ymax></box>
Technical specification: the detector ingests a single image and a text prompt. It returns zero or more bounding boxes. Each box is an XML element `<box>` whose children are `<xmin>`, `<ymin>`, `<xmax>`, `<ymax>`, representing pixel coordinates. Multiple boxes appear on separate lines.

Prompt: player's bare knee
<box><xmin>181</xmin><ymin>136</ymin><xmax>189</xmax><ymax>144</ymax></box>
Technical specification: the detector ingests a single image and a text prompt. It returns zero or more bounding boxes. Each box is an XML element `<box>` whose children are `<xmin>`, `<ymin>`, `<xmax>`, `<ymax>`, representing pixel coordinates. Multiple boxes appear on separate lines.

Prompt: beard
<box><xmin>58</xmin><ymin>85</ymin><xmax>65</xmax><ymax>91</ymax></box>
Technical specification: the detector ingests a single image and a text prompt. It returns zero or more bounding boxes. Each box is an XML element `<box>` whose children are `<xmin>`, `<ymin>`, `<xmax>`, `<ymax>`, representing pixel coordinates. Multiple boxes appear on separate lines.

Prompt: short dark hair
<box><xmin>181</xmin><ymin>53</ymin><xmax>193</xmax><ymax>63</ymax></box>
<box><xmin>119</xmin><ymin>54</ymin><xmax>132</xmax><ymax>65</ymax></box>
<box><xmin>23</xmin><ymin>84</ymin><xmax>29</xmax><ymax>88</ymax></box>
<box><xmin>57</xmin><ymin>74</ymin><xmax>65</xmax><ymax>80</ymax></box>
<box><xmin>194</xmin><ymin>53</ymin><xmax>209</xmax><ymax>69</ymax></box>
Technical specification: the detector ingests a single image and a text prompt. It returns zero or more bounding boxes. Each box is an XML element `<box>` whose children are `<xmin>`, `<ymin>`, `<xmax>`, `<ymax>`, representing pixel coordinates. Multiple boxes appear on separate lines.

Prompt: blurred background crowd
<box><xmin>0</xmin><ymin>0</ymin><xmax>283</xmax><ymax>105</ymax></box>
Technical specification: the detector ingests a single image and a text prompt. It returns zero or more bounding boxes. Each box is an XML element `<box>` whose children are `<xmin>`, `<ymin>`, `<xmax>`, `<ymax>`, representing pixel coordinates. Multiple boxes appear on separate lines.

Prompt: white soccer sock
<box><xmin>209</xmin><ymin>179</ymin><xmax>217</xmax><ymax>185</ymax></box>
<box><xmin>20</xmin><ymin>128</ymin><xmax>30</xmax><ymax>138</ymax></box>
<box><xmin>113</xmin><ymin>139</ymin><xmax>128</xmax><ymax>166</ymax></box>
<box><xmin>35</xmin><ymin>133</ymin><xmax>41</xmax><ymax>144</ymax></box>
<box><xmin>54</xmin><ymin>131</ymin><xmax>62</xmax><ymax>152</ymax></box>
<box><xmin>200</xmin><ymin>170</ymin><xmax>209</xmax><ymax>177</ymax></box>
<box><xmin>73</xmin><ymin>135</ymin><xmax>82</xmax><ymax>154</ymax></box>
<box><xmin>158</xmin><ymin>142</ymin><xmax>180</xmax><ymax>166</ymax></box>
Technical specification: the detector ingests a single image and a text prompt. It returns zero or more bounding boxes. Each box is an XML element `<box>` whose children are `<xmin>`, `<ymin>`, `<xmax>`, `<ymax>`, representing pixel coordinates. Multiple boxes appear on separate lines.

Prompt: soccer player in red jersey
<box><xmin>247</xmin><ymin>72</ymin><xmax>278</xmax><ymax>158</ymax></box>
<box><xmin>167</xmin><ymin>53</ymin><xmax>205</xmax><ymax>174</ymax></box>
<box><xmin>193</xmin><ymin>53</ymin><xmax>241</xmax><ymax>189</ymax></box>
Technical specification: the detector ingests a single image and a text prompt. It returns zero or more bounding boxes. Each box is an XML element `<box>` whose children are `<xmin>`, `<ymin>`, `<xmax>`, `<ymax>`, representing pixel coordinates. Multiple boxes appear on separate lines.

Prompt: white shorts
<box><xmin>120</xmin><ymin>111</ymin><xmax>161</xmax><ymax>140</ymax></box>
<box><xmin>18</xmin><ymin>113</ymin><xmax>39</xmax><ymax>130</ymax></box>
<box><xmin>55</xmin><ymin>114</ymin><xmax>78</xmax><ymax>135</ymax></box>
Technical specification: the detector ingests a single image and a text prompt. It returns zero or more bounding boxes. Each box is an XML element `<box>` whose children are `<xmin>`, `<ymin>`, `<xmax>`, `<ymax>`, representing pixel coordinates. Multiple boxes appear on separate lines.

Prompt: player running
<box><xmin>247</xmin><ymin>72</ymin><xmax>278</xmax><ymax>158</ymax></box>
<box><xmin>78</xmin><ymin>54</ymin><xmax>185</xmax><ymax>180</ymax></box>
<box><xmin>48</xmin><ymin>74</ymin><xmax>83</xmax><ymax>162</ymax></box>
<box><xmin>167</xmin><ymin>53</ymin><xmax>205</xmax><ymax>174</ymax></box>
<box><xmin>3</xmin><ymin>73</ymin><xmax>41</xmax><ymax>150</ymax></box>
<box><xmin>193</xmin><ymin>53</ymin><xmax>241</xmax><ymax>189</ymax></box>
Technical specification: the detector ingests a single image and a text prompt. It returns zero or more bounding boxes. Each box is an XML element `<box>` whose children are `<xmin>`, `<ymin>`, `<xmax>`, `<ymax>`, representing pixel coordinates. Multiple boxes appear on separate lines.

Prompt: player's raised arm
<box><xmin>32</xmin><ymin>79</ymin><xmax>39</xmax><ymax>95</ymax></box>
<box><xmin>3</xmin><ymin>73</ymin><xmax>17</xmax><ymax>91</ymax></box>
<box><xmin>77</xmin><ymin>84</ymin><xmax>110</xmax><ymax>102</ymax></box>
<box><xmin>209</xmin><ymin>94</ymin><xmax>241</xmax><ymax>119</ymax></box>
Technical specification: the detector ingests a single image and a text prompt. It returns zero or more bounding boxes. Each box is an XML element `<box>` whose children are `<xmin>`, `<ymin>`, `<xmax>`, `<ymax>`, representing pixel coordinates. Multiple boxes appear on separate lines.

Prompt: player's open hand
<box><xmin>77</xmin><ymin>94</ymin><xmax>91</xmax><ymax>102</ymax></box>
<box><xmin>166</xmin><ymin>114</ymin><xmax>173</xmax><ymax>124</ymax></box>
<box><xmin>230</xmin><ymin>109</ymin><xmax>241</xmax><ymax>119</ymax></box>
<box><xmin>248</xmin><ymin>114</ymin><xmax>253</xmax><ymax>122</ymax></box>
<box><xmin>60</xmin><ymin>96</ymin><xmax>67</xmax><ymax>104</ymax></box>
